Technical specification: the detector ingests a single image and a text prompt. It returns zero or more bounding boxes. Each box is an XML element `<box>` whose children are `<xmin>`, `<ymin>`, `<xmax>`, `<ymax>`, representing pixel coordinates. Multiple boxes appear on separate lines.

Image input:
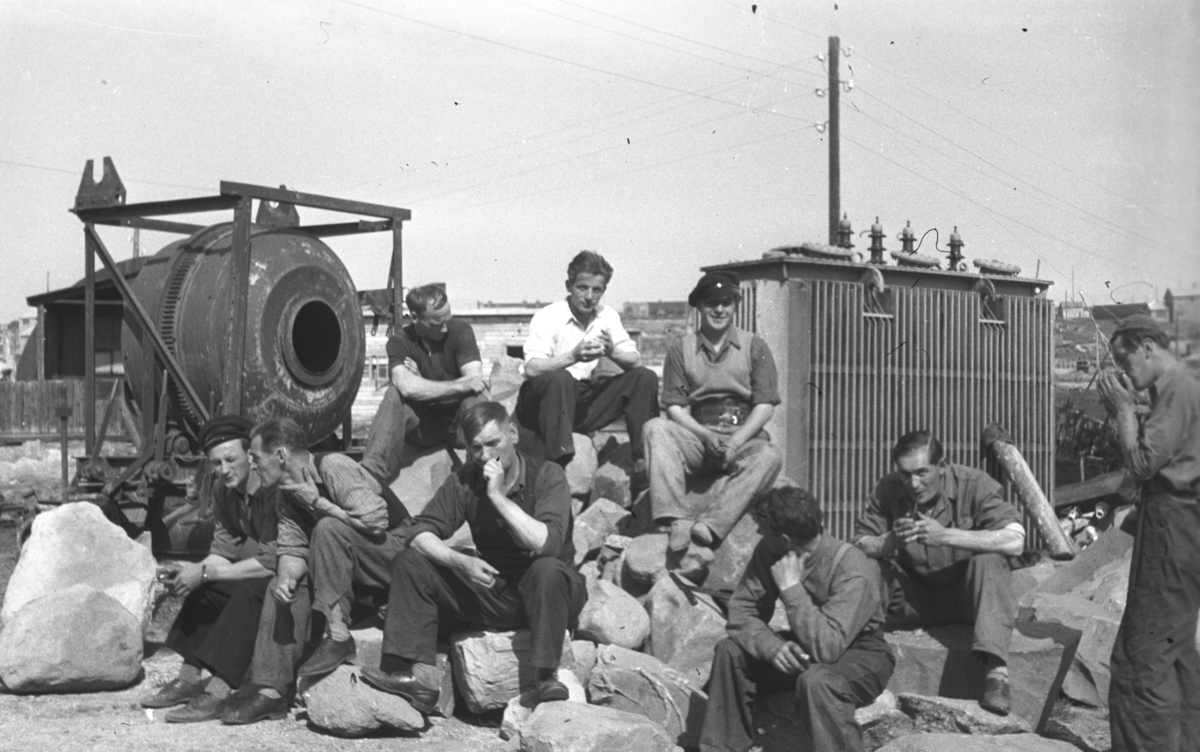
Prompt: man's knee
<box><xmin>795</xmin><ymin>664</ymin><xmax>852</xmax><ymax>704</ymax></box>
<box><xmin>526</xmin><ymin>368</ymin><xmax>575</xmax><ymax>396</ymax></box>
<box><xmin>523</xmin><ymin>556</ymin><xmax>573</xmax><ymax>593</ymax></box>
<box><xmin>312</xmin><ymin>516</ymin><xmax>357</xmax><ymax>551</ymax></box>
<box><xmin>389</xmin><ymin>546</ymin><xmax>434</xmax><ymax>582</ymax></box>
<box><xmin>643</xmin><ymin>416</ymin><xmax>674</xmax><ymax>444</ymax></box>
<box><xmin>712</xmin><ymin>637</ymin><xmax>745</xmax><ymax>665</ymax></box>
<box><xmin>626</xmin><ymin>366</ymin><xmax>658</xmax><ymax>391</ymax></box>
<box><xmin>744</xmin><ymin>441</ymin><xmax>784</xmax><ymax>472</ymax></box>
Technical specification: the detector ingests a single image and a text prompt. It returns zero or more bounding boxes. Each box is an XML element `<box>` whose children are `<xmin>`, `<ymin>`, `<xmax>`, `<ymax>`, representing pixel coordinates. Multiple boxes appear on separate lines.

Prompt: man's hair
<box><xmin>250</xmin><ymin>416</ymin><xmax>308</xmax><ymax>453</ymax></box>
<box><xmin>754</xmin><ymin>486</ymin><xmax>823</xmax><ymax>543</ymax></box>
<box><xmin>405</xmin><ymin>284</ymin><xmax>449</xmax><ymax>317</ymax></box>
<box><xmin>1111</xmin><ymin>328</ymin><xmax>1170</xmax><ymax>352</ymax></box>
<box><xmin>566</xmin><ymin>251</ymin><xmax>613</xmax><ymax>285</ymax></box>
<box><xmin>891</xmin><ymin>430</ymin><xmax>943</xmax><ymax>465</ymax></box>
<box><xmin>459</xmin><ymin>401</ymin><xmax>512</xmax><ymax>444</ymax></box>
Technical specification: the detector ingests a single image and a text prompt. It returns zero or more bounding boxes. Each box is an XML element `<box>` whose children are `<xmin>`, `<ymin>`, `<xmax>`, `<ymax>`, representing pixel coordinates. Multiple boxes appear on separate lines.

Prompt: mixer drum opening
<box><xmin>283</xmin><ymin>298</ymin><xmax>344</xmax><ymax>387</ymax></box>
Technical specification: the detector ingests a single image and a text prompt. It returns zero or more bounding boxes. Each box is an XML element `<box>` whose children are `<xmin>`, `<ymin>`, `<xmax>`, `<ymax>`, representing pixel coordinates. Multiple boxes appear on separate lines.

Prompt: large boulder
<box><xmin>587</xmin><ymin>644</ymin><xmax>707</xmax><ymax>747</ymax></box>
<box><xmin>0</xmin><ymin>583</ymin><xmax>142</xmax><ymax>692</ymax></box>
<box><xmin>624</xmin><ymin>533</ymin><xmax>670</xmax><ymax>586</ymax></box>
<box><xmin>565</xmin><ymin>639</ymin><xmax>598</xmax><ymax>686</ymax></box>
<box><xmin>2</xmin><ymin>502</ymin><xmax>157</xmax><ymax>631</ymax></box>
<box><xmin>578</xmin><ymin>579</ymin><xmax>650</xmax><ymax>650</ymax></box>
<box><xmin>518</xmin><ymin>701</ymin><xmax>678</xmax><ymax>752</ymax></box>
<box><xmin>303</xmin><ymin>665</ymin><xmax>424</xmax><ymax>737</ymax></box>
<box><xmin>573</xmin><ymin>499</ymin><xmax>631</xmax><ymax>565</ymax></box>
<box><xmin>501</xmin><ymin>669</ymin><xmax>587</xmax><ymax>745</ymax></box>
<box><xmin>490</xmin><ymin>356</ymin><xmax>526</xmax><ymax>410</ymax></box>
<box><xmin>388</xmin><ymin>444</ymin><xmax>456</xmax><ymax>518</ymax></box>
<box><xmin>755</xmin><ymin>689</ymin><xmax>911</xmax><ymax>752</ymax></box>
<box><xmin>1023</xmin><ymin>592</ymin><xmax>1121</xmax><ymax>707</ymax></box>
<box><xmin>644</xmin><ymin>575</ymin><xmax>728</xmax><ymax>689</ymax></box>
<box><xmin>352</xmin><ymin>627</ymin><xmax>455</xmax><ymax>717</ymax></box>
<box><xmin>897</xmin><ymin>693</ymin><xmax>1032</xmax><ymax>735</ymax></box>
<box><xmin>565</xmin><ymin>433</ymin><xmax>599</xmax><ymax>498</ymax></box>
<box><xmin>451</xmin><ymin>629</ymin><xmax>575</xmax><ymax>713</ymax></box>
<box><xmin>702</xmin><ymin>512</ymin><xmax>762</xmax><ymax>592</ymax></box>
<box><xmin>591</xmin><ymin>464</ymin><xmax>633</xmax><ymax>509</ymax></box>
<box><xmin>875</xmin><ymin>733</ymin><xmax>1080</xmax><ymax>752</ymax></box>
<box><xmin>884</xmin><ymin>621</ymin><xmax>1081</xmax><ymax>733</ymax></box>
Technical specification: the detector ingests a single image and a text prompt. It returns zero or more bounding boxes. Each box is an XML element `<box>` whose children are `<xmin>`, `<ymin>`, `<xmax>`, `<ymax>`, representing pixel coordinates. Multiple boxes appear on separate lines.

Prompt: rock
<box><xmin>565</xmin><ymin>433</ymin><xmax>599</xmax><ymax>498</ymax></box>
<box><xmin>624</xmin><ymin>533</ymin><xmax>670</xmax><ymax>586</ymax></box>
<box><xmin>1042</xmin><ymin>704</ymin><xmax>1111</xmax><ymax>752</ymax></box>
<box><xmin>898</xmin><ymin>693</ymin><xmax>1032</xmax><ymax>734</ymax></box>
<box><xmin>578</xmin><ymin>579</ymin><xmax>650</xmax><ymax>650</ymax></box>
<box><xmin>490</xmin><ymin>356</ymin><xmax>526</xmax><ymax>410</ymax></box>
<box><xmin>624</xmin><ymin>490</ymin><xmax>657</xmax><ymax>536</ymax></box>
<box><xmin>573</xmin><ymin>499</ymin><xmax>632</xmax><ymax>565</ymax></box>
<box><xmin>591</xmin><ymin>464</ymin><xmax>632</xmax><ymax>508</ymax></box>
<box><xmin>565</xmin><ymin>639</ymin><xmax>597</xmax><ymax>686</ymax></box>
<box><xmin>518</xmin><ymin>701</ymin><xmax>678</xmax><ymax>752</ymax></box>
<box><xmin>875</xmin><ymin>733</ymin><xmax>1080</xmax><ymax>752</ymax></box>
<box><xmin>884</xmin><ymin>621</ymin><xmax>1081</xmax><ymax>733</ymax></box>
<box><xmin>0</xmin><ymin>583</ymin><xmax>142</xmax><ymax>692</ymax></box>
<box><xmin>587</xmin><ymin>644</ymin><xmax>707</xmax><ymax>747</ymax></box>
<box><xmin>389</xmin><ymin>444</ymin><xmax>456</xmax><ymax>518</ymax></box>
<box><xmin>1</xmin><ymin>502</ymin><xmax>157</xmax><ymax>631</ymax></box>
<box><xmin>702</xmin><ymin>512</ymin><xmax>762</xmax><ymax>593</ymax></box>
<box><xmin>352</xmin><ymin>628</ymin><xmax>455</xmax><ymax>717</ymax></box>
<box><xmin>1019</xmin><ymin>506</ymin><xmax>1135</xmax><ymax>607</ymax></box>
<box><xmin>1011</xmin><ymin>560</ymin><xmax>1059</xmax><ymax>602</ymax></box>
<box><xmin>856</xmin><ymin>691</ymin><xmax>915</xmax><ymax>751</ymax></box>
<box><xmin>579</xmin><ymin>560</ymin><xmax>601</xmax><ymax>584</ymax></box>
<box><xmin>501</xmin><ymin>669</ymin><xmax>586</xmax><ymax>744</ymax></box>
<box><xmin>1023</xmin><ymin>592</ymin><xmax>1120</xmax><ymax>707</ymax></box>
<box><xmin>756</xmin><ymin>688</ymin><xmax>909</xmax><ymax>752</ymax></box>
<box><xmin>303</xmin><ymin>665</ymin><xmax>424</xmax><ymax>737</ymax></box>
<box><xmin>645</xmin><ymin>576</ymin><xmax>728</xmax><ymax>689</ymax></box>
<box><xmin>451</xmin><ymin>629</ymin><xmax>575</xmax><ymax>714</ymax></box>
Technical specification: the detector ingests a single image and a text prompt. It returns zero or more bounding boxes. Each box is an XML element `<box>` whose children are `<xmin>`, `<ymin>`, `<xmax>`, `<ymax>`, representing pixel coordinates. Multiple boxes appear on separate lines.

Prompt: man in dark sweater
<box><xmin>361</xmin><ymin>402</ymin><xmax>587</xmax><ymax>712</ymax></box>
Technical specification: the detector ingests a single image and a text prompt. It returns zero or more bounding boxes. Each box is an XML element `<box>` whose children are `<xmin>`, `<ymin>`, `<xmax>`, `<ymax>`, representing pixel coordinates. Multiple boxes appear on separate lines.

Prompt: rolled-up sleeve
<box><xmin>661</xmin><ymin>337</ymin><xmax>690</xmax><ymax>408</ymax></box>
<box><xmin>531</xmin><ymin>463</ymin><xmax>571</xmax><ymax>558</ymax></box>
<box><xmin>522</xmin><ymin>307</ymin><xmax>556</xmax><ymax>363</ymax></box>
<box><xmin>603</xmin><ymin>309</ymin><xmax>637</xmax><ymax>355</ymax></box>
<box><xmin>970</xmin><ymin>474</ymin><xmax>1020</xmax><ymax>531</ymax></box>
<box><xmin>781</xmin><ymin>548</ymin><xmax>881</xmax><ymax>664</ymax></box>
<box><xmin>726</xmin><ymin>543</ymin><xmax>788</xmax><ymax>662</ymax></box>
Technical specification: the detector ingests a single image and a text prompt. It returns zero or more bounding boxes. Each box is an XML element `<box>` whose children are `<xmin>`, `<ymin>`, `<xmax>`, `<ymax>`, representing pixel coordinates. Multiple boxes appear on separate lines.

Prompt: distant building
<box><xmin>623</xmin><ymin>300</ymin><xmax>689</xmax><ymax>320</ymax></box>
<box><xmin>0</xmin><ymin>308</ymin><xmax>38</xmax><ymax>380</ymax></box>
<box><xmin>1057</xmin><ymin>301</ymin><xmax>1089</xmax><ymax>320</ymax></box>
<box><xmin>1091</xmin><ymin>302</ymin><xmax>1150</xmax><ymax>322</ymax></box>
<box><xmin>1166</xmin><ymin>290</ymin><xmax>1200</xmax><ymax>324</ymax></box>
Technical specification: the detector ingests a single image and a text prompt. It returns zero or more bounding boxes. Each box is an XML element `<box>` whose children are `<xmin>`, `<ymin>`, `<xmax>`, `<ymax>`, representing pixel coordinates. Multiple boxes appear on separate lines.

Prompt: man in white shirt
<box><xmin>516</xmin><ymin>251</ymin><xmax>659</xmax><ymax>470</ymax></box>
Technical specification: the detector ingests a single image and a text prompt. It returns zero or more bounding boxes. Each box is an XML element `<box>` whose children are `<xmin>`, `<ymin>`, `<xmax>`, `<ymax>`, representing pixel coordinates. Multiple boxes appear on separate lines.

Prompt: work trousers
<box><xmin>699</xmin><ymin>632</ymin><xmax>895</xmax><ymax>752</ymax></box>
<box><xmin>165</xmin><ymin>576</ymin><xmax>272</xmax><ymax>688</ymax></box>
<box><xmin>309</xmin><ymin>517</ymin><xmax>408</xmax><ymax>628</ymax></box>
<box><xmin>882</xmin><ymin>552</ymin><xmax>1015</xmax><ymax>664</ymax></box>
<box><xmin>381</xmin><ymin>549</ymin><xmax>587</xmax><ymax>668</ymax></box>
<box><xmin>361</xmin><ymin>386</ymin><xmax>481</xmax><ymax>483</ymax></box>
<box><xmin>1110</xmin><ymin>496</ymin><xmax>1200</xmax><ymax>752</ymax></box>
<box><xmin>515</xmin><ymin>367</ymin><xmax>659</xmax><ymax>464</ymax></box>
<box><xmin>643</xmin><ymin>417</ymin><xmax>782</xmax><ymax>541</ymax></box>
<box><xmin>245</xmin><ymin>575</ymin><xmax>316</xmax><ymax>696</ymax></box>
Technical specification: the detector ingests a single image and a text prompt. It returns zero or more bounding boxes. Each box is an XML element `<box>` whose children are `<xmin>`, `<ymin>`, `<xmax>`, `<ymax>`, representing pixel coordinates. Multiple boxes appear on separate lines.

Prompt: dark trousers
<box><xmin>245</xmin><ymin>575</ymin><xmax>318</xmax><ymax>696</ymax></box>
<box><xmin>381</xmin><ymin>549</ymin><xmax>587</xmax><ymax>668</ymax></box>
<box><xmin>309</xmin><ymin>517</ymin><xmax>408</xmax><ymax>626</ymax></box>
<box><xmin>165</xmin><ymin>576</ymin><xmax>272</xmax><ymax>688</ymax></box>
<box><xmin>515</xmin><ymin>367</ymin><xmax>659</xmax><ymax>463</ymax></box>
<box><xmin>361</xmin><ymin>386</ymin><xmax>481</xmax><ymax>483</ymax></box>
<box><xmin>699</xmin><ymin>633</ymin><xmax>895</xmax><ymax>752</ymax></box>
<box><xmin>1110</xmin><ymin>497</ymin><xmax>1200</xmax><ymax>752</ymax></box>
<box><xmin>883</xmin><ymin>552</ymin><xmax>1016</xmax><ymax>664</ymax></box>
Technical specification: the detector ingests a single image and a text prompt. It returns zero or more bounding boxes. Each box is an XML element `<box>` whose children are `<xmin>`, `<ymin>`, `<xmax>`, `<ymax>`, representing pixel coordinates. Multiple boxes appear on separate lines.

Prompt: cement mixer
<box><xmin>66</xmin><ymin>158</ymin><xmax>411</xmax><ymax>554</ymax></box>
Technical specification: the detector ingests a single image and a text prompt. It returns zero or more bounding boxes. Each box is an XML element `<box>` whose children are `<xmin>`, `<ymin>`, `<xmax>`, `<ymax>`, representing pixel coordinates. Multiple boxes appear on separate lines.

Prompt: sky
<box><xmin>1</xmin><ymin>0</ymin><xmax>1198</xmax><ymax>323</ymax></box>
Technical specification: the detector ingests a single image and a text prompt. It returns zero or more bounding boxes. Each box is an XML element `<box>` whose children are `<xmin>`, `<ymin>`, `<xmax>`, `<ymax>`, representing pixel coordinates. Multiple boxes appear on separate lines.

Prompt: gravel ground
<box><xmin>0</xmin><ymin>441</ymin><xmax>511</xmax><ymax>752</ymax></box>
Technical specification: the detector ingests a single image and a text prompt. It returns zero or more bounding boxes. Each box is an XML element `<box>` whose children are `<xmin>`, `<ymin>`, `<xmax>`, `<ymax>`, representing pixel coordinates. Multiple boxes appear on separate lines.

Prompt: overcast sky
<box><xmin>2</xmin><ymin>0</ymin><xmax>1197</xmax><ymax>323</ymax></box>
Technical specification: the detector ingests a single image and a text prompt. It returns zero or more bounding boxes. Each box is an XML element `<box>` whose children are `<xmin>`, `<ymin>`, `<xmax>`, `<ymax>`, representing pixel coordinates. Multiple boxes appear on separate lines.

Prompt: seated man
<box><xmin>644</xmin><ymin>271</ymin><xmax>782</xmax><ymax>566</ymax></box>
<box><xmin>141</xmin><ymin>415</ymin><xmax>280</xmax><ymax>723</ymax></box>
<box><xmin>248</xmin><ymin>417</ymin><xmax>411</xmax><ymax>679</ymax></box>
<box><xmin>516</xmin><ymin>250</ymin><xmax>658</xmax><ymax>470</ymax></box>
<box><xmin>700</xmin><ymin>486</ymin><xmax>894</xmax><ymax>752</ymax></box>
<box><xmin>852</xmin><ymin>430</ymin><xmax>1025</xmax><ymax>715</ymax></box>
<box><xmin>360</xmin><ymin>283</ymin><xmax>488</xmax><ymax>483</ymax></box>
<box><xmin>361</xmin><ymin>402</ymin><xmax>587</xmax><ymax>711</ymax></box>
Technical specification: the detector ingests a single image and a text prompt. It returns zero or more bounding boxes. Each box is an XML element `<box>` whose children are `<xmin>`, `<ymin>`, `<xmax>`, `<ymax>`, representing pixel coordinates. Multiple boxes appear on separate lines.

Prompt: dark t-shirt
<box><xmin>386</xmin><ymin>318</ymin><xmax>482</xmax><ymax>382</ymax></box>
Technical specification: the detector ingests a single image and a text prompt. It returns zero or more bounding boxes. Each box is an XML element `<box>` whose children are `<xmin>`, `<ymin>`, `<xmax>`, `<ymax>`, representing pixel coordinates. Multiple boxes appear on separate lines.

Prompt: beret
<box><xmin>198</xmin><ymin>414</ymin><xmax>254</xmax><ymax>453</ymax></box>
<box><xmin>688</xmin><ymin>271</ymin><xmax>742</xmax><ymax>307</ymax></box>
<box><xmin>1112</xmin><ymin>314</ymin><xmax>1166</xmax><ymax>340</ymax></box>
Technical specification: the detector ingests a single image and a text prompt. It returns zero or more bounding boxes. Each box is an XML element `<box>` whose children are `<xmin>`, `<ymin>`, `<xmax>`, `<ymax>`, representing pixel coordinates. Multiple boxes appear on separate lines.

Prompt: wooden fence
<box><xmin>0</xmin><ymin>379</ymin><xmax>131</xmax><ymax>444</ymax></box>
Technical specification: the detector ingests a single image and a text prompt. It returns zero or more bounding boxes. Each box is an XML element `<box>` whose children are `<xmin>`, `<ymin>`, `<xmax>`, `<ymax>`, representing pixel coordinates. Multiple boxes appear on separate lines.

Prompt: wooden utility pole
<box><xmin>828</xmin><ymin>36</ymin><xmax>841</xmax><ymax>246</ymax></box>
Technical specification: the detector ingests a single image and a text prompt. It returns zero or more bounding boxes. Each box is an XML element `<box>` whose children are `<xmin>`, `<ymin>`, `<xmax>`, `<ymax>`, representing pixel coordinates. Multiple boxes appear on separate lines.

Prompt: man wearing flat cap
<box><xmin>644</xmin><ymin>270</ymin><xmax>783</xmax><ymax>575</ymax></box>
<box><xmin>1098</xmin><ymin>314</ymin><xmax>1200</xmax><ymax>751</ymax></box>
<box><xmin>141</xmin><ymin>415</ymin><xmax>282</xmax><ymax>723</ymax></box>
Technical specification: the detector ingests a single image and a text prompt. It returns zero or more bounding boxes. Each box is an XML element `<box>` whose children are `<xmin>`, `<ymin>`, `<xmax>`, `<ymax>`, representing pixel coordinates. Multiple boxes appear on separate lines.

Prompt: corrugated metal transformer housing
<box><xmin>704</xmin><ymin>255</ymin><xmax>1055</xmax><ymax>547</ymax></box>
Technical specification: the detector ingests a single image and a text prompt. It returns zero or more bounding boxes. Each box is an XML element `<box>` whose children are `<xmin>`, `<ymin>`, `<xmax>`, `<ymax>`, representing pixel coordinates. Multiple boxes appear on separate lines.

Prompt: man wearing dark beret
<box><xmin>644</xmin><ymin>270</ymin><xmax>783</xmax><ymax>577</ymax></box>
<box><xmin>1098</xmin><ymin>315</ymin><xmax>1200</xmax><ymax>751</ymax></box>
<box><xmin>141</xmin><ymin>415</ymin><xmax>284</xmax><ymax>723</ymax></box>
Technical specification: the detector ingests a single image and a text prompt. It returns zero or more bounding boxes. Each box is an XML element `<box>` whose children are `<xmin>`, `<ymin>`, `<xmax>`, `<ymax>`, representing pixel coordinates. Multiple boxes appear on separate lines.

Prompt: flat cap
<box><xmin>1112</xmin><ymin>314</ymin><xmax>1166</xmax><ymax>340</ymax></box>
<box><xmin>198</xmin><ymin>414</ymin><xmax>254</xmax><ymax>453</ymax></box>
<box><xmin>688</xmin><ymin>271</ymin><xmax>742</xmax><ymax>307</ymax></box>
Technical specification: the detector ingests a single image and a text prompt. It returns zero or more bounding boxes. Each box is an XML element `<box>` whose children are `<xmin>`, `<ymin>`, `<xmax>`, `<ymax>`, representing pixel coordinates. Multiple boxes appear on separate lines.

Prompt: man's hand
<box><xmin>483</xmin><ymin>458</ymin><xmax>506</xmax><ymax>499</ymax></box>
<box><xmin>280</xmin><ymin>464</ymin><xmax>321</xmax><ymax>509</ymax></box>
<box><xmin>770</xmin><ymin>550</ymin><xmax>808</xmax><ymax>592</ymax></box>
<box><xmin>571</xmin><ymin>336</ymin><xmax>605</xmax><ymax>364</ymax></box>
<box><xmin>701</xmin><ymin>432</ymin><xmax>736</xmax><ymax>473</ymax></box>
<box><xmin>1098</xmin><ymin>371</ymin><xmax>1137</xmax><ymax>417</ymax></box>
<box><xmin>170</xmin><ymin>562</ymin><xmax>205</xmax><ymax>598</ymax></box>
<box><xmin>771</xmin><ymin>641</ymin><xmax>810</xmax><ymax>675</ymax></box>
<box><xmin>594</xmin><ymin>329</ymin><xmax>614</xmax><ymax>357</ymax></box>
<box><xmin>459</xmin><ymin>555</ymin><xmax>500</xmax><ymax>590</ymax></box>
<box><xmin>896</xmin><ymin>512</ymin><xmax>949</xmax><ymax>546</ymax></box>
<box><xmin>273</xmin><ymin>574</ymin><xmax>298</xmax><ymax>604</ymax></box>
<box><xmin>457</xmin><ymin>374</ymin><xmax>488</xmax><ymax>395</ymax></box>
<box><xmin>402</xmin><ymin>357</ymin><xmax>421</xmax><ymax>375</ymax></box>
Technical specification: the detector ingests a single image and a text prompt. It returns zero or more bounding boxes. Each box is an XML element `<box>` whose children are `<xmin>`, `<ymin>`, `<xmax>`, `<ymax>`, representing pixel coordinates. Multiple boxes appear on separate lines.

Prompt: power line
<box><xmin>0</xmin><ymin>158</ymin><xmax>210</xmax><ymax>193</ymax></box>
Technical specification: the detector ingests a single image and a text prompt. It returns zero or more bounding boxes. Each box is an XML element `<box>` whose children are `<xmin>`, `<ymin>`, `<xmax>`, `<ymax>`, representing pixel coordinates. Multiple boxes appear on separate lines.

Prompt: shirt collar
<box><xmin>562</xmin><ymin>299</ymin><xmax>605</xmax><ymax>329</ymax></box>
<box><xmin>696</xmin><ymin>326</ymin><xmax>742</xmax><ymax>355</ymax></box>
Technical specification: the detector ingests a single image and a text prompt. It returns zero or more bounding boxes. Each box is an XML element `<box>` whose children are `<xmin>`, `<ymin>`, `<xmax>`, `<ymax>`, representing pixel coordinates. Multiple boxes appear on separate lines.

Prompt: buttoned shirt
<box><xmin>523</xmin><ymin>299</ymin><xmax>637</xmax><ymax>381</ymax></box>
<box><xmin>726</xmin><ymin>533</ymin><xmax>884</xmax><ymax>665</ymax></box>
<box><xmin>661</xmin><ymin>326</ymin><xmax>780</xmax><ymax>409</ymax></box>
<box><xmin>209</xmin><ymin>472</ymin><xmax>279</xmax><ymax>572</ymax></box>
<box><xmin>1124</xmin><ymin>363</ymin><xmax>1200</xmax><ymax>498</ymax></box>
<box><xmin>406</xmin><ymin>452</ymin><xmax>574</xmax><ymax>583</ymax></box>
<box><xmin>276</xmin><ymin>453</ymin><xmax>391</xmax><ymax>560</ymax></box>
<box><xmin>853</xmin><ymin>463</ymin><xmax>1021</xmax><ymax>585</ymax></box>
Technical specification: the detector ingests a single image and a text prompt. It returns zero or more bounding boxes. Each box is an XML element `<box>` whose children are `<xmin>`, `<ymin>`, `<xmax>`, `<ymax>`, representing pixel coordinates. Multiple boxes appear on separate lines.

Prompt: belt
<box><xmin>690</xmin><ymin>398</ymin><xmax>752</xmax><ymax>430</ymax></box>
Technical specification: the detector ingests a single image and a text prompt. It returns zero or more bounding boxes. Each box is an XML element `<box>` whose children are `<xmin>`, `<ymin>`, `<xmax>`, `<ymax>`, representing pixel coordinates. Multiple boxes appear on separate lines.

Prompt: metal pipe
<box><xmin>828</xmin><ymin>36</ymin><xmax>840</xmax><ymax>246</ymax></box>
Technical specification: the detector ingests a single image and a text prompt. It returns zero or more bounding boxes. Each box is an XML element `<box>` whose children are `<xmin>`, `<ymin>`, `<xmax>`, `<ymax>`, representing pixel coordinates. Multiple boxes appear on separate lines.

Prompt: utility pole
<box><xmin>828</xmin><ymin>36</ymin><xmax>840</xmax><ymax>246</ymax></box>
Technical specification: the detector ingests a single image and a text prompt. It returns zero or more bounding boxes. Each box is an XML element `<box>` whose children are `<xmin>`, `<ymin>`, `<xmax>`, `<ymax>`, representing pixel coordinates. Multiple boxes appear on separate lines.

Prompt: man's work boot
<box><xmin>360</xmin><ymin>666</ymin><xmax>440</xmax><ymax>714</ymax></box>
<box><xmin>536</xmin><ymin>668</ymin><xmax>569</xmax><ymax>704</ymax></box>
<box><xmin>980</xmin><ymin>674</ymin><xmax>1011</xmax><ymax>716</ymax></box>
<box><xmin>298</xmin><ymin>636</ymin><xmax>357</xmax><ymax>678</ymax></box>
<box><xmin>140</xmin><ymin>676</ymin><xmax>205</xmax><ymax>709</ymax></box>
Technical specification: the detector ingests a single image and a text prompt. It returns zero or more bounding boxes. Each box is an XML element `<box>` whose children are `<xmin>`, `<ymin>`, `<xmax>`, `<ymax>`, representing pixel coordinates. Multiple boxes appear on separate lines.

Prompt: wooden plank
<box><xmin>1053</xmin><ymin>471</ymin><xmax>1133</xmax><ymax>509</ymax></box>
